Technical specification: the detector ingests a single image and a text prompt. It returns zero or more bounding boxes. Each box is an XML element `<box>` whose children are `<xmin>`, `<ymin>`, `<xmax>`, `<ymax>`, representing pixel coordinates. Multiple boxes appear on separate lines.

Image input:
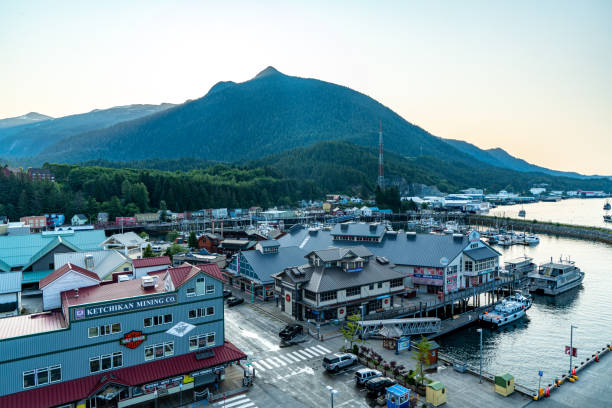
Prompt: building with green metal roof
<box><xmin>0</xmin><ymin>229</ymin><xmax>106</xmax><ymax>285</ymax></box>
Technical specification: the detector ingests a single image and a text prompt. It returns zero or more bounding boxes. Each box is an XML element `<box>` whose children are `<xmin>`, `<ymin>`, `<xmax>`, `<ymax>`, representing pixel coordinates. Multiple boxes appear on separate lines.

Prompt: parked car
<box><xmin>365</xmin><ymin>377</ymin><xmax>397</xmax><ymax>396</ymax></box>
<box><xmin>226</xmin><ymin>296</ymin><xmax>244</xmax><ymax>307</ymax></box>
<box><xmin>152</xmin><ymin>245</ymin><xmax>162</xmax><ymax>252</ymax></box>
<box><xmin>355</xmin><ymin>368</ymin><xmax>382</xmax><ymax>386</ymax></box>
<box><xmin>279</xmin><ymin>324</ymin><xmax>303</xmax><ymax>341</ymax></box>
<box><xmin>322</xmin><ymin>353</ymin><xmax>358</xmax><ymax>372</ymax></box>
<box><xmin>223</xmin><ymin>289</ymin><xmax>232</xmax><ymax>298</ymax></box>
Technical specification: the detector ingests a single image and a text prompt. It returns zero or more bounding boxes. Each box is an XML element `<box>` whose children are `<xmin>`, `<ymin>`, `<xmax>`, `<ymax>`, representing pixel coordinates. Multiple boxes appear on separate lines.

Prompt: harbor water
<box><xmin>438</xmin><ymin>233</ymin><xmax>612</xmax><ymax>390</ymax></box>
<box><xmin>490</xmin><ymin>197</ymin><xmax>611</xmax><ymax>229</ymax></box>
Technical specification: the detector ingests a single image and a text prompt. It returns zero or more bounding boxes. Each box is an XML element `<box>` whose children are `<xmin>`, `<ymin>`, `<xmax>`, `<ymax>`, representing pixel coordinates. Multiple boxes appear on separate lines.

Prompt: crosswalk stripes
<box><xmin>294</xmin><ymin>350</ymin><xmax>312</xmax><ymax>359</ymax></box>
<box><xmin>266</xmin><ymin>358</ymin><xmax>281</xmax><ymax>368</ymax></box>
<box><xmin>258</xmin><ymin>359</ymin><xmax>273</xmax><ymax>370</ymax></box>
<box><xmin>270</xmin><ymin>357</ymin><xmax>287</xmax><ymax>366</ymax></box>
<box><xmin>277</xmin><ymin>354</ymin><xmax>295</xmax><ymax>364</ymax></box>
<box><xmin>315</xmin><ymin>344</ymin><xmax>332</xmax><ymax>353</ymax></box>
<box><xmin>213</xmin><ymin>394</ymin><xmax>258</xmax><ymax>408</ymax></box>
<box><xmin>305</xmin><ymin>346</ymin><xmax>326</xmax><ymax>356</ymax></box>
<box><xmin>289</xmin><ymin>351</ymin><xmax>306</xmax><ymax>361</ymax></box>
<box><xmin>250</xmin><ymin>361</ymin><xmax>265</xmax><ymax>371</ymax></box>
<box><xmin>298</xmin><ymin>348</ymin><xmax>318</xmax><ymax>358</ymax></box>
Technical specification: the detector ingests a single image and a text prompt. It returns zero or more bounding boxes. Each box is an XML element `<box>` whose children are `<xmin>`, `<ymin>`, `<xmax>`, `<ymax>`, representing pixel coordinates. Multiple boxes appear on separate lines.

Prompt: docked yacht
<box><xmin>528</xmin><ymin>258</ymin><xmax>585</xmax><ymax>296</ymax></box>
<box><xmin>500</xmin><ymin>256</ymin><xmax>537</xmax><ymax>280</ymax></box>
<box><xmin>604</xmin><ymin>214</ymin><xmax>612</xmax><ymax>223</ymax></box>
<box><xmin>479</xmin><ymin>298</ymin><xmax>530</xmax><ymax>328</ymax></box>
<box><xmin>506</xmin><ymin>291</ymin><xmax>532</xmax><ymax>310</ymax></box>
<box><xmin>604</xmin><ymin>201</ymin><xmax>611</xmax><ymax>211</ymax></box>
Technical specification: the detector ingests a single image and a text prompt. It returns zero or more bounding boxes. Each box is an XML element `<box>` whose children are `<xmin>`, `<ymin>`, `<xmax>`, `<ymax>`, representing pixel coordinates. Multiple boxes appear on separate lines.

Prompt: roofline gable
<box><xmin>41</xmin><ymin>269</ymin><xmax>101</xmax><ymax>290</ymax></box>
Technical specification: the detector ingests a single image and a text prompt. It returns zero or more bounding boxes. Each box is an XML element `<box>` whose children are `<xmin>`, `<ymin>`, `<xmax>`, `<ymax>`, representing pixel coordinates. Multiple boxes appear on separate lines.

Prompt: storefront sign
<box><xmin>144</xmin><ymin>376</ymin><xmax>184</xmax><ymax>392</ymax></box>
<box><xmin>120</xmin><ymin>330</ymin><xmax>147</xmax><ymax>349</ymax></box>
<box><xmin>191</xmin><ymin>365</ymin><xmax>225</xmax><ymax>377</ymax></box>
<box><xmin>346</xmin><ymin>267</ymin><xmax>363</xmax><ymax>273</ymax></box>
<box><xmin>73</xmin><ymin>294</ymin><xmax>178</xmax><ymax>320</ymax></box>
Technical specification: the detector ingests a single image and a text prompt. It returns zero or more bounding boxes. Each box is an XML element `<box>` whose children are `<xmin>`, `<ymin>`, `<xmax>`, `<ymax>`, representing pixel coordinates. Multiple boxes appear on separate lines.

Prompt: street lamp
<box><xmin>476</xmin><ymin>328</ymin><xmax>483</xmax><ymax>383</ymax></box>
<box><xmin>326</xmin><ymin>385</ymin><xmax>338</xmax><ymax>408</ymax></box>
<box><xmin>570</xmin><ymin>325</ymin><xmax>578</xmax><ymax>374</ymax></box>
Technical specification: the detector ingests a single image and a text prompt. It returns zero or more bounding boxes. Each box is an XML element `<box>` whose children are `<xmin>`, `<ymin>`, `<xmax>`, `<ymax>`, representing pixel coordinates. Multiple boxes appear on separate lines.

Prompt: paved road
<box><xmin>224</xmin><ymin>303</ymin><xmax>373</xmax><ymax>408</ymax></box>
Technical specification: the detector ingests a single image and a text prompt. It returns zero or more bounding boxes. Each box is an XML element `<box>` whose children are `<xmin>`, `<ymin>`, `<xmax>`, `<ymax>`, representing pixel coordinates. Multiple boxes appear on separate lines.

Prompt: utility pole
<box><xmin>378</xmin><ymin>121</ymin><xmax>384</xmax><ymax>189</ymax></box>
<box><xmin>570</xmin><ymin>325</ymin><xmax>578</xmax><ymax>374</ymax></box>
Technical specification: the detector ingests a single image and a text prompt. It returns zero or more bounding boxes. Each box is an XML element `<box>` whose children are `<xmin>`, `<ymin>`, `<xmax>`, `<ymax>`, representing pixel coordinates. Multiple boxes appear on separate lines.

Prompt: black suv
<box><xmin>226</xmin><ymin>296</ymin><xmax>244</xmax><ymax>307</ymax></box>
<box><xmin>365</xmin><ymin>377</ymin><xmax>397</xmax><ymax>396</ymax></box>
<box><xmin>279</xmin><ymin>324</ymin><xmax>303</xmax><ymax>341</ymax></box>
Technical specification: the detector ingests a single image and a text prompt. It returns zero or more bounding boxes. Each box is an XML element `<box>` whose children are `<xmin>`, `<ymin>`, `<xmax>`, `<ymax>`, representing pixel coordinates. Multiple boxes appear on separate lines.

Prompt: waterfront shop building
<box><xmin>272</xmin><ymin>246</ymin><xmax>407</xmax><ymax>321</ymax></box>
<box><xmin>278</xmin><ymin>224</ymin><xmax>500</xmax><ymax>294</ymax></box>
<box><xmin>0</xmin><ymin>263</ymin><xmax>247</xmax><ymax>408</ymax></box>
<box><xmin>0</xmin><ymin>229</ymin><xmax>106</xmax><ymax>286</ymax></box>
<box><xmin>225</xmin><ymin>241</ymin><xmax>306</xmax><ymax>301</ymax></box>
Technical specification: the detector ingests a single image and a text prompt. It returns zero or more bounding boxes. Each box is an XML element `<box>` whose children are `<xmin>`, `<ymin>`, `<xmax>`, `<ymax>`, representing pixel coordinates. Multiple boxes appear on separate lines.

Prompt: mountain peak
<box><xmin>254</xmin><ymin>66</ymin><xmax>283</xmax><ymax>79</ymax></box>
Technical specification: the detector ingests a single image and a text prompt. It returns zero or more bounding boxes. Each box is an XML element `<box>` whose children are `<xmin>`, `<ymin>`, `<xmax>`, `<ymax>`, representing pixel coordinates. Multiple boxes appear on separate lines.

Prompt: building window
<box><xmin>189</xmin><ymin>333</ymin><xmax>215</xmax><ymax>350</ymax></box>
<box><xmin>465</xmin><ymin>260</ymin><xmax>473</xmax><ymax>272</ymax></box>
<box><xmin>206</xmin><ymin>306</ymin><xmax>214</xmax><ymax>316</ymax></box>
<box><xmin>206</xmin><ymin>284</ymin><xmax>215</xmax><ymax>294</ymax></box>
<box><xmin>23</xmin><ymin>370</ymin><xmax>36</xmax><ymax>388</ymax></box>
<box><xmin>49</xmin><ymin>365</ymin><xmax>61</xmax><ymax>383</ymax></box>
<box><xmin>90</xmin><ymin>357</ymin><xmax>100</xmax><ymax>373</ymax></box>
<box><xmin>346</xmin><ymin>286</ymin><xmax>361</xmax><ymax>297</ymax></box>
<box><xmin>188</xmin><ymin>306</ymin><xmax>214</xmax><ymax>319</ymax></box>
<box><xmin>186</xmin><ymin>288</ymin><xmax>195</xmax><ymax>297</ymax></box>
<box><xmin>145</xmin><ymin>342</ymin><xmax>174</xmax><ymax>361</ymax></box>
<box><xmin>90</xmin><ymin>323</ymin><xmax>121</xmax><ymax>337</ymax></box>
<box><xmin>320</xmin><ymin>290</ymin><xmax>337</xmax><ymax>302</ymax></box>
<box><xmin>23</xmin><ymin>365</ymin><xmax>60</xmax><ymax>389</ymax></box>
<box><xmin>90</xmin><ymin>352</ymin><xmax>122</xmax><ymax>373</ymax></box>
<box><xmin>377</xmin><ymin>282</ymin><xmax>382</xmax><ymax>289</ymax></box>
<box><xmin>36</xmin><ymin>368</ymin><xmax>49</xmax><ymax>386</ymax></box>
<box><xmin>368</xmin><ymin>284</ymin><xmax>374</xmax><ymax>290</ymax></box>
<box><xmin>390</xmin><ymin>278</ymin><xmax>403</xmax><ymax>288</ymax></box>
<box><xmin>303</xmin><ymin>290</ymin><xmax>316</xmax><ymax>301</ymax></box>
<box><xmin>196</xmin><ymin>277</ymin><xmax>205</xmax><ymax>296</ymax></box>
<box><xmin>470</xmin><ymin>243</ymin><xmax>478</xmax><ymax>249</ymax></box>
<box><xmin>144</xmin><ymin>314</ymin><xmax>172</xmax><ymax>327</ymax></box>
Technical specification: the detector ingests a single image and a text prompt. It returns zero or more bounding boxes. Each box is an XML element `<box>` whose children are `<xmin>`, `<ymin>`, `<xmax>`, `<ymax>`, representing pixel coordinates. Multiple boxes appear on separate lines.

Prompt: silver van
<box><xmin>355</xmin><ymin>368</ymin><xmax>382</xmax><ymax>385</ymax></box>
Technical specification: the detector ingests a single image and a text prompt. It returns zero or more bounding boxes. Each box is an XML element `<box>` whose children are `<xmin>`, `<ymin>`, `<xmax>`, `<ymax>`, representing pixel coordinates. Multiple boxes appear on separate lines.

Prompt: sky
<box><xmin>1</xmin><ymin>0</ymin><xmax>611</xmax><ymax>175</ymax></box>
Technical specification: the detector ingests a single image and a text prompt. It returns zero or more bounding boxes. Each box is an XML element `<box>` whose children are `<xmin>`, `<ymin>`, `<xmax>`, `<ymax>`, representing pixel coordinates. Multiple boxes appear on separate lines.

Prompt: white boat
<box><xmin>604</xmin><ymin>201</ymin><xmax>611</xmax><ymax>211</ymax></box>
<box><xmin>506</xmin><ymin>291</ymin><xmax>532</xmax><ymax>310</ymax></box>
<box><xmin>604</xmin><ymin>215</ymin><xmax>612</xmax><ymax>223</ymax></box>
<box><xmin>500</xmin><ymin>256</ymin><xmax>537</xmax><ymax>279</ymax></box>
<box><xmin>518</xmin><ymin>208</ymin><xmax>526</xmax><ymax>217</ymax></box>
<box><xmin>479</xmin><ymin>298</ymin><xmax>529</xmax><ymax>327</ymax></box>
<box><xmin>524</xmin><ymin>234</ymin><xmax>539</xmax><ymax>245</ymax></box>
<box><xmin>528</xmin><ymin>257</ymin><xmax>585</xmax><ymax>296</ymax></box>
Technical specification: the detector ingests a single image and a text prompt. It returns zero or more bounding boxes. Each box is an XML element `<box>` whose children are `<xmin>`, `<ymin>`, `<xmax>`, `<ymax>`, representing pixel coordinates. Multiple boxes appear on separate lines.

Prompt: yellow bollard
<box><xmin>568</xmin><ymin>378</ymin><xmax>575</xmax><ymax>383</ymax></box>
<box><xmin>572</xmin><ymin>375</ymin><xmax>579</xmax><ymax>380</ymax></box>
<box><xmin>533</xmin><ymin>395</ymin><xmax>538</xmax><ymax>401</ymax></box>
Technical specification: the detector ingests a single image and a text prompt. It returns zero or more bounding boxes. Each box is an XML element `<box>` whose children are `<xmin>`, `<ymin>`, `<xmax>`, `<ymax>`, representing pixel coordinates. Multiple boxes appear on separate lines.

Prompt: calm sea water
<box><xmin>437</xmin><ymin>233</ymin><xmax>612</xmax><ymax>389</ymax></box>
<box><xmin>490</xmin><ymin>197</ymin><xmax>612</xmax><ymax>229</ymax></box>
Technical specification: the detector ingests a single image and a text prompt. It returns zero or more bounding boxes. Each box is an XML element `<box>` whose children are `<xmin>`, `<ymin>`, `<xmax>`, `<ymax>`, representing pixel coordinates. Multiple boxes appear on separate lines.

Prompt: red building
<box><xmin>198</xmin><ymin>233</ymin><xmax>222</xmax><ymax>253</ymax></box>
<box><xmin>27</xmin><ymin>168</ymin><xmax>55</xmax><ymax>182</ymax></box>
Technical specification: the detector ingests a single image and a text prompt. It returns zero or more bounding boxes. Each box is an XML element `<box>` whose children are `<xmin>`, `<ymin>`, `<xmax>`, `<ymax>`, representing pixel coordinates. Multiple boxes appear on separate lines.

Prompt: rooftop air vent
<box><xmin>453</xmin><ymin>233</ymin><xmax>464</xmax><ymax>240</ymax></box>
<box><xmin>406</xmin><ymin>231</ymin><xmax>417</xmax><ymax>239</ymax></box>
<box><xmin>376</xmin><ymin>256</ymin><xmax>390</xmax><ymax>265</ymax></box>
<box><xmin>340</xmin><ymin>224</ymin><xmax>349</xmax><ymax>231</ymax></box>
<box><xmin>141</xmin><ymin>276</ymin><xmax>156</xmax><ymax>288</ymax></box>
<box><xmin>369</xmin><ymin>224</ymin><xmax>377</xmax><ymax>231</ymax></box>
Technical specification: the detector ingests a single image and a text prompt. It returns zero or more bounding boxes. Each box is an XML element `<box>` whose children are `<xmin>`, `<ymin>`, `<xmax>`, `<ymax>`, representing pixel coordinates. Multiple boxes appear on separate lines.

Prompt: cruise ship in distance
<box><xmin>528</xmin><ymin>258</ymin><xmax>585</xmax><ymax>296</ymax></box>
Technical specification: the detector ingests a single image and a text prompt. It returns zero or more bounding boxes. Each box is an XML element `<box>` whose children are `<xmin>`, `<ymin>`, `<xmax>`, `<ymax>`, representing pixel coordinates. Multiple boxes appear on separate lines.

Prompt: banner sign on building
<box><xmin>73</xmin><ymin>294</ymin><xmax>178</xmax><ymax>320</ymax></box>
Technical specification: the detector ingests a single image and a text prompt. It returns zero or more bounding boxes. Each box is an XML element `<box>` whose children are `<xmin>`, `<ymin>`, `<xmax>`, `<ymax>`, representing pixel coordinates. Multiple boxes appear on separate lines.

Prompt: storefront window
<box><xmin>207</xmin><ymin>333</ymin><xmax>215</xmax><ymax>346</ymax></box>
<box><xmin>189</xmin><ymin>337</ymin><xmax>197</xmax><ymax>350</ymax></box>
<box><xmin>145</xmin><ymin>346</ymin><xmax>154</xmax><ymax>361</ymax></box>
<box><xmin>155</xmin><ymin>344</ymin><xmax>164</xmax><ymax>358</ymax></box>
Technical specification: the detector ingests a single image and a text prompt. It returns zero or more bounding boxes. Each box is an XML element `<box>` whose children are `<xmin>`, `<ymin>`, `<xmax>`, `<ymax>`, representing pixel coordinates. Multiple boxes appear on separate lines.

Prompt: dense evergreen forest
<box><xmin>0</xmin><ymin>163</ymin><xmax>318</xmax><ymax>221</ymax></box>
<box><xmin>2</xmin><ymin>141</ymin><xmax>611</xmax><ymax>221</ymax></box>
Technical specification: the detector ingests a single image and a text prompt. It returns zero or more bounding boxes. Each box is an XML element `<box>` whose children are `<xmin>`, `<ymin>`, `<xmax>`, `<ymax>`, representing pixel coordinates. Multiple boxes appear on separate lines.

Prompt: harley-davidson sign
<box><xmin>120</xmin><ymin>330</ymin><xmax>147</xmax><ymax>349</ymax></box>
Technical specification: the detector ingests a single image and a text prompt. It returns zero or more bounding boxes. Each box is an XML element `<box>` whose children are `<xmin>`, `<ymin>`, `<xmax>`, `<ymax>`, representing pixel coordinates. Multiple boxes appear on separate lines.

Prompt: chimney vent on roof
<box><xmin>369</xmin><ymin>224</ymin><xmax>377</xmax><ymax>231</ymax></box>
<box><xmin>84</xmin><ymin>254</ymin><xmax>94</xmax><ymax>270</ymax></box>
<box><xmin>406</xmin><ymin>231</ymin><xmax>416</xmax><ymax>239</ymax></box>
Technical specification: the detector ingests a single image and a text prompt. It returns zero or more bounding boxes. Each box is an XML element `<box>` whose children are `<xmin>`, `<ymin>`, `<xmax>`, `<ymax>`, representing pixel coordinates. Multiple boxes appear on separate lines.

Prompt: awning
<box><xmin>0</xmin><ymin>342</ymin><xmax>247</xmax><ymax>408</ymax></box>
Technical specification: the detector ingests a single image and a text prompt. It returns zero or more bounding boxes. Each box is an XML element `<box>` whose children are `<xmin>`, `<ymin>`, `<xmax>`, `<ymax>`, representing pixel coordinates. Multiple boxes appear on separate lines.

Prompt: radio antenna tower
<box><xmin>378</xmin><ymin>121</ymin><xmax>384</xmax><ymax>188</ymax></box>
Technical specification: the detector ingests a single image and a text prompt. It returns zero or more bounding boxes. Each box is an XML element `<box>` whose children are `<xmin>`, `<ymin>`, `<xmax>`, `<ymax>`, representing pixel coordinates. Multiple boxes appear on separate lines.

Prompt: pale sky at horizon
<box><xmin>1</xmin><ymin>0</ymin><xmax>611</xmax><ymax>175</ymax></box>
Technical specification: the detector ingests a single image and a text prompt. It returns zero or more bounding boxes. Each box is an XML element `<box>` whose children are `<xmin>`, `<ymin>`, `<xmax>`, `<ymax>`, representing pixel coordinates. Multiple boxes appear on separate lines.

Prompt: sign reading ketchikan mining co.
<box><xmin>72</xmin><ymin>294</ymin><xmax>178</xmax><ymax>321</ymax></box>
